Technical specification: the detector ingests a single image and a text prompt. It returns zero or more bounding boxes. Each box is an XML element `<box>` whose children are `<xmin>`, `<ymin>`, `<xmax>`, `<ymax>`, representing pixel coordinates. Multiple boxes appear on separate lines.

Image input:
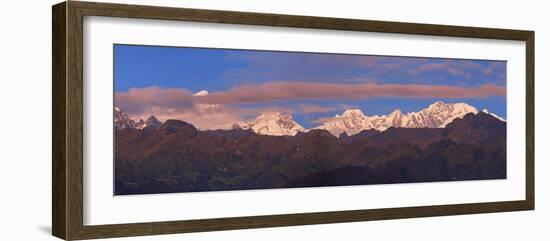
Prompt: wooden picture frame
<box><xmin>52</xmin><ymin>1</ymin><xmax>534</xmax><ymax>240</ymax></box>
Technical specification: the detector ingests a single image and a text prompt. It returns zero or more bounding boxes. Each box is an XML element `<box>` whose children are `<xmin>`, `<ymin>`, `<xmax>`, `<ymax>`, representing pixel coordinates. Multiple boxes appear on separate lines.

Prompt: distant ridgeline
<box><xmin>115</xmin><ymin>101</ymin><xmax>505</xmax><ymax>136</ymax></box>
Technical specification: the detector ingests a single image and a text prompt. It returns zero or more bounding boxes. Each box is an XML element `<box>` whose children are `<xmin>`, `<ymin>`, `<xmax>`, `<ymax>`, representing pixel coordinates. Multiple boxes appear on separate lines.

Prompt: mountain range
<box><xmin>114</xmin><ymin>108</ymin><xmax>506</xmax><ymax>195</ymax></box>
<box><xmin>315</xmin><ymin>101</ymin><xmax>482</xmax><ymax>136</ymax></box>
<box><xmin>114</xmin><ymin>101</ymin><xmax>505</xmax><ymax>137</ymax></box>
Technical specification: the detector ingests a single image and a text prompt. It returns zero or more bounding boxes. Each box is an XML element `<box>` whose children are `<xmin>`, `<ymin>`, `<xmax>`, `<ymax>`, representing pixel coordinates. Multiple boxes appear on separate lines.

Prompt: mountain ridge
<box><xmin>114</xmin><ymin>107</ymin><xmax>164</xmax><ymax>130</ymax></box>
<box><xmin>115</xmin><ymin>101</ymin><xmax>505</xmax><ymax>137</ymax></box>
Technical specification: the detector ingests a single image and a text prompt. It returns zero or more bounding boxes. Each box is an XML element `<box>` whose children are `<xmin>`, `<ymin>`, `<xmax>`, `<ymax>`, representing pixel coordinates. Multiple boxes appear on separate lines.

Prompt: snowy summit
<box><xmin>193</xmin><ymin>90</ymin><xmax>209</xmax><ymax>96</ymax></box>
<box><xmin>233</xmin><ymin>112</ymin><xmax>305</xmax><ymax>136</ymax></box>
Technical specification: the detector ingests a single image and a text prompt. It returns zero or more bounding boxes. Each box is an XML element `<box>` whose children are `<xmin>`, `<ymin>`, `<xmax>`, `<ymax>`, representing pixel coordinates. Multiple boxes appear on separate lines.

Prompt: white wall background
<box><xmin>0</xmin><ymin>0</ymin><xmax>547</xmax><ymax>240</ymax></box>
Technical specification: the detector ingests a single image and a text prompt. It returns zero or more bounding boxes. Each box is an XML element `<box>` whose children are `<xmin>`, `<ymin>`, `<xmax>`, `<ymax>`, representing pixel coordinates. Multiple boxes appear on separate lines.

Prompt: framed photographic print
<box><xmin>52</xmin><ymin>1</ymin><xmax>534</xmax><ymax>240</ymax></box>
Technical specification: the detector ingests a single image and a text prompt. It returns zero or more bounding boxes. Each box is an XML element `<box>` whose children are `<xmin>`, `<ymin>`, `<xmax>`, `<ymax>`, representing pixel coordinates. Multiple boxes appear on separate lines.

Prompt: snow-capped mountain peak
<box><xmin>193</xmin><ymin>90</ymin><xmax>209</xmax><ymax>96</ymax></box>
<box><xmin>316</xmin><ymin>108</ymin><xmax>370</xmax><ymax>136</ymax></box>
<box><xmin>114</xmin><ymin>107</ymin><xmax>136</xmax><ymax>129</ymax></box>
<box><xmin>428</xmin><ymin>100</ymin><xmax>446</xmax><ymax>109</ymax></box>
<box><xmin>340</xmin><ymin>108</ymin><xmax>366</xmax><ymax>118</ymax></box>
<box><xmin>233</xmin><ymin>112</ymin><xmax>305</xmax><ymax>136</ymax></box>
<box><xmin>426</xmin><ymin>101</ymin><xmax>476</xmax><ymax>115</ymax></box>
<box><xmin>388</xmin><ymin>109</ymin><xmax>403</xmax><ymax>118</ymax></box>
<box><xmin>417</xmin><ymin>101</ymin><xmax>478</xmax><ymax>127</ymax></box>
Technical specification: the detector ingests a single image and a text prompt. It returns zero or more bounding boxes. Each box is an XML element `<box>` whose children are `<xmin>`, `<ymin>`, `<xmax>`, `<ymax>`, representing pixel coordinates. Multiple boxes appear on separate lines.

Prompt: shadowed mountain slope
<box><xmin>115</xmin><ymin>112</ymin><xmax>506</xmax><ymax>195</ymax></box>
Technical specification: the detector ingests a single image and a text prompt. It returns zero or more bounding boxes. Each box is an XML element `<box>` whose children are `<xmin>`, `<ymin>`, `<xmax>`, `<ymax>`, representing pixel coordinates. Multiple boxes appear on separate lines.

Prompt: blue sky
<box><xmin>114</xmin><ymin>44</ymin><xmax>506</xmax><ymax>129</ymax></box>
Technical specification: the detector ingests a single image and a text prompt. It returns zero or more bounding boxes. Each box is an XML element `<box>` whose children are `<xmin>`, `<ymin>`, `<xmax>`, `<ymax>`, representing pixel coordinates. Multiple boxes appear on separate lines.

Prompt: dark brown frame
<box><xmin>52</xmin><ymin>1</ymin><xmax>535</xmax><ymax>240</ymax></box>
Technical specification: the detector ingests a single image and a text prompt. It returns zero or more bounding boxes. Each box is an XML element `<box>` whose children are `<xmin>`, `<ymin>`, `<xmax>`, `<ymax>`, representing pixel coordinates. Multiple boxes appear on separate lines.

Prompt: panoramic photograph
<box><xmin>113</xmin><ymin>44</ymin><xmax>507</xmax><ymax>195</ymax></box>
